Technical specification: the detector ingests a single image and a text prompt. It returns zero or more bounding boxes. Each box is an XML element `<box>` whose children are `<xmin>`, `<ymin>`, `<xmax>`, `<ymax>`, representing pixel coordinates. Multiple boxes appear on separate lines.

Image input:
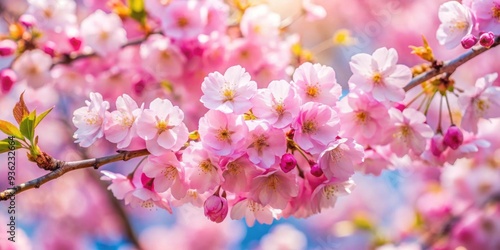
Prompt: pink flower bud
<box><xmin>19</xmin><ymin>14</ymin><xmax>36</xmax><ymax>28</ymax></box>
<box><xmin>430</xmin><ymin>134</ymin><xmax>447</xmax><ymax>157</ymax></box>
<box><xmin>310</xmin><ymin>162</ymin><xmax>323</xmax><ymax>177</ymax></box>
<box><xmin>280</xmin><ymin>153</ymin><xmax>297</xmax><ymax>173</ymax></box>
<box><xmin>0</xmin><ymin>40</ymin><xmax>17</xmax><ymax>57</ymax></box>
<box><xmin>461</xmin><ymin>34</ymin><xmax>478</xmax><ymax>49</ymax></box>
<box><xmin>394</xmin><ymin>103</ymin><xmax>406</xmax><ymax>112</ymax></box>
<box><xmin>204</xmin><ymin>195</ymin><xmax>228</xmax><ymax>223</ymax></box>
<box><xmin>43</xmin><ymin>41</ymin><xmax>56</xmax><ymax>57</ymax></box>
<box><xmin>443</xmin><ymin>126</ymin><xmax>463</xmax><ymax>150</ymax></box>
<box><xmin>1</xmin><ymin>69</ymin><xmax>17</xmax><ymax>93</ymax></box>
<box><xmin>479</xmin><ymin>32</ymin><xmax>495</xmax><ymax>48</ymax></box>
<box><xmin>68</xmin><ymin>36</ymin><xmax>82</xmax><ymax>51</ymax></box>
<box><xmin>141</xmin><ymin>173</ymin><xmax>155</xmax><ymax>190</ymax></box>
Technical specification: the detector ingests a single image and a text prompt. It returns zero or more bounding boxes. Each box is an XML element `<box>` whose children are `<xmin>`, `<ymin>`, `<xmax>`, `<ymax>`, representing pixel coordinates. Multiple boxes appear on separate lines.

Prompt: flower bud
<box><xmin>430</xmin><ymin>134</ymin><xmax>447</xmax><ymax>157</ymax></box>
<box><xmin>204</xmin><ymin>195</ymin><xmax>228</xmax><ymax>223</ymax></box>
<box><xmin>280</xmin><ymin>153</ymin><xmax>297</xmax><ymax>173</ymax></box>
<box><xmin>310</xmin><ymin>163</ymin><xmax>323</xmax><ymax>177</ymax></box>
<box><xmin>443</xmin><ymin>126</ymin><xmax>463</xmax><ymax>150</ymax></box>
<box><xmin>69</xmin><ymin>36</ymin><xmax>82</xmax><ymax>51</ymax></box>
<box><xmin>0</xmin><ymin>40</ymin><xmax>17</xmax><ymax>57</ymax></box>
<box><xmin>461</xmin><ymin>34</ymin><xmax>478</xmax><ymax>49</ymax></box>
<box><xmin>19</xmin><ymin>14</ymin><xmax>36</xmax><ymax>28</ymax></box>
<box><xmin>479</xmin><ymin>32</ymin><xmax>495</xmax><ymax>48</ymax></box>
<box><xmin>43</xmin><ymin>41</ymin><xmax>56</xmax><ymax>57</ymax></box>
<box><xmin>141</xmin><ymin>173</ymin><xmax>155</xmax><ymax>190</ymax></box>
<box><xmin>1</xmin><ymin>69</ymin><xmax>17</xmax><ymax>93</ymax></box>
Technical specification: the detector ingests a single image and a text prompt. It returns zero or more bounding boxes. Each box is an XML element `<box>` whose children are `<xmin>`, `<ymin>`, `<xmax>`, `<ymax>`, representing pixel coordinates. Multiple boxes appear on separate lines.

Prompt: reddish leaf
<box><xmin>13</xmin><ymin>92</ymin><xmax>29</xmax><ymax>124</ymax></box>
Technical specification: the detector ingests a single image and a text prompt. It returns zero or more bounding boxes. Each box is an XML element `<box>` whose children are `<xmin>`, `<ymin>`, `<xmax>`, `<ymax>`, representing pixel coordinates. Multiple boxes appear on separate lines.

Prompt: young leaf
<box><xmin>34</xmin><ymin>107</ymin><xmax>54</xmax><ymax>128</ymax></box>
<box><xmin>0</xmin><ymin>120</ymin><xmax>24</xmax><ymax>139</ymax></box>
<box><xmin>13</xmin><ymin>92</ymin><xmax>30</xmax><ymax>124</ymax></box>
<box><xmin>128</xmin><ymin>0</ymin><xmax>146</xmax><ymax>25</ymax></box>
<box><xmin>20</xmin><ymin>110</ymin><xmax>36</xmax><ymax>142</ymax></box>
<box><xmin>0</xmin><ymin>138</ymin><xmax>22</xmax><ymax>154</ymax></box>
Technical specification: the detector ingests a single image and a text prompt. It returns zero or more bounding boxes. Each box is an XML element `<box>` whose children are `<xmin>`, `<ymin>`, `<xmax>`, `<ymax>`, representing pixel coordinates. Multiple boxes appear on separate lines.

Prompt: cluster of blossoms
<box><xmin>437</xmin><ymin>0</ymin><xmax>500</xmax><ymax>49</ymax></box>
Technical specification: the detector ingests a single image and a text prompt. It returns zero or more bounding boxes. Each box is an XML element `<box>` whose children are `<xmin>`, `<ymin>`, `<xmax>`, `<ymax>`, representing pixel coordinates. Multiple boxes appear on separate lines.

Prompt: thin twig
<box><xmin>404</xmin><ymin>37</ymin><xmax>500</xmax><ymax>92</ymax></box>
<box><xmin>0</xmin><ymin>148</ymin><xmax>150</xmax><ymax>201</ymax></box>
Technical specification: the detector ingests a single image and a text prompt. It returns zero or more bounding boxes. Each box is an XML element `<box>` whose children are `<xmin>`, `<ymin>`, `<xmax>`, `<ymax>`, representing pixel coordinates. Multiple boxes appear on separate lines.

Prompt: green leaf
<box><xmin>20</xmin><ymin>110</ymin><xmax>36</xmax><ymax>142</ymax></box>
<box><xmin>34</xmin><ymin>107</ymin><xmax>53</xmax><ymax>128</ymax></box>
<box><xmin>0</xmin><ymin>120</ymin><xmax>24</xmax><ymax>139</ymax></box>
<box><xmin>0</xmin><ymin>138</ymin><xmax>22</xmax><ymax>154</ymax></box>
<box><xmin>128</xmin><ymin>0</ymin><xmax>146</xmax><ymax>25</ymax></box>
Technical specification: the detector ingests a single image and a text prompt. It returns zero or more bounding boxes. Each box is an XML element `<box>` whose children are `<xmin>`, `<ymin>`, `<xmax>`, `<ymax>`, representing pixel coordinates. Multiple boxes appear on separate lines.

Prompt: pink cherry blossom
<box><xmin>338</xmin><ymin>91</ymin><xmax>391</xmax><ymax>145</ymax></box>
<box><xmin>204</xmin><ymin>195</ymin><xmax>229</xmax><ymax>223</ymax></box>
<box><xmin>135</xmin><ymin>98</ymin><xmax>189</xmax><ymax>156</ymax></box>
<box><xmin>470</xmin><ymin>0</ymin><xmax>500</xmax><ymax>34</ymax></box>
<box><xmin>251</xmin><ymin>80</ymin><xmax>301</xmax><ymax>129</ymax></box>
<box><xmin>200</xmin><ymin>65</ymin><xmax>257</xmax><ymax>114</ymax></box>
<box><xmin>292</xmin><ymin>102</ymin><xmax>341</xmax><ymax>155</ymax></box>
<box><xmin>436</xmin><ymin>1</ymin><xmax>474</xmax><ymax>49</ymax></box>
<box><xmin>161</xmin><ymin>0</ymin><xmax>207</xmax><ymax>40</ymax></box>
<box><xmin>245</xmin><ymin>121</ymin><xmax>287</xmax><ymax>169</ymax></box>
<box><xmin>198</xmin><ymin>110</ymin><xmax>248</xmax><ymax>157</ymax></box>
<box><xmin>72</xmin><ymin>92</ymin><xmax>110</xmax><ymax>147</ymax></box>
<box><xmin>142</xmin><ymin>152</ymin><xmax>188</xmax><ymax>200</ymax></box>
<box><xmin>221</xmin><ymin>155</ymin><xmax>262</xmax><ymax>194</ymax></box>
<box><xmin>12</xmin><ymin>49</ymin><xmax>52</xmax><ymax>89</ymax></box>
<box><xmin>349</xmin><ymin>47</ymin><xmax>412</xmax><ymax>102</ymax></box>
<box><xmin>387</xmin><ymin>108</ymin><xmax>434</xmax><ymax>156</ymax></box>
<box><xmin>292</xmin><ymin>62</ymin><xmax>342</xmax><ymax>106</ymax></box>
<box><xmin>230</xmin><ymin>198</ymin><xmax>279</xmax><ymax>227</ymax></box>
<box><xmin>100</xmin><ymin>170</ymin><xmax>134</xmax><ymax>200</ymax></box>
<box><xmin>458</xmin><ymin>73</ymin><xmax>500</xmax><ymax>134</ymax></box>
<box><xmin>318</xmin><ymin>138</ymin><xmax>364</xmax><ymax>181</ymax></box>
<box><xmin>240</xmin><ymin>5</ymin><xmax>281</xmax><ymax>42</ymax></box>
<box><xmin>140</xmin><ymin>34</ymin><xmax>187</xmax><ymax>80</ymax></box>
<box><xmin>310</xmin><ymin>178</ymin><xmax>355</xmax><ymax>213</ymax></box>
<box><xmin>124</xmin><ymin>188</ymin><xmax>172</xmax><ymax>213</ymax></box>
<box><xmin>302</xmin><ymin>0</ymin><xmax>327</xmax><ymax>21</ymax></box>
<box><xmin>250</xmin><ymin>169</ymin><xmax>299</xmax><ymax>209</ymax></box>
<box><xmin>183</xmin><ymin>142</ymin><xmax>223</xmax><ymax>193</ymax></box>
<box><xmin>80</xmin><ymin>10</ymin><xmax>127</xmax><ymax>56</ymax></box>
<box><xmin>27</xmin><ymin>0</ymin><xmax>76</xmax><ymax>31</ymax></box>
<box><xmin>104</xmin><ymin>94</ymin><xmax>142</xmax><ymax>149</ymax></box>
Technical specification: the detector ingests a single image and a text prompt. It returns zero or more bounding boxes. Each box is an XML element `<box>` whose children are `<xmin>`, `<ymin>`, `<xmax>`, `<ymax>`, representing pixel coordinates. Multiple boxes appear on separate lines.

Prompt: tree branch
<box><xmin>0</xmin><ymin>148</ymin><xmax>150</xmax><ymax>201</ymax></box>
<box><xmin>404</xmin><ymin>36</ymin><xmax>500</xmax><ymax>92</ymax></box>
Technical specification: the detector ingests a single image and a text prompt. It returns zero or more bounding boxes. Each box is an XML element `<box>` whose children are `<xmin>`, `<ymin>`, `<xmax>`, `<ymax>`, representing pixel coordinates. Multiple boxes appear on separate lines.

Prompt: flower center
<box><xmin>199</xmin><ymin>160</ymin><xmax>216</xmax><ymax>173</ymax></box>
<box><xmin>85</xmin><ymin>112</ymin><xmax>101</xmax><ymax>125</ymax></box>
<box><xmin>274</xmin><ymin>103</ymin><xmax>285</xmax><ymax>115</ymax></box>
<box><xmin>141</xmin><ymin>200</ymin><xmax>155</xmax><ymax>209</ymax></box>
<box><xmin>217</xmin><ymin>128</ymin><xmax>234</xmax><ymax>143</ymax></box>
<box><xmin>250</xmin><ymin>134</ymin><xmax>269</xmax><ymax>154</ymax></box>
<box><xmin>476</xmin><ymin>99</ymin><xmax>489</xmax><ymax>113</ymax></box>
<box><xmin>302</xmin><ymin>120</ymin><xmax>317</xmax><ymax>134</ymax></box>
<box><xmin>156</xmin><ymin>120</ymin><xmax>169</xmax><ymax>134</ymax></box>
<box><xmin>222</xmin><ymin>88</ymin><xmax>235</xmax><ymax>102</ymax></box>
<box><xmin>356</xmin><ymin>111</ymin><xmax>367</xmax><ymax>123</ymax></box>
<box><xmin>177</xmin><ymin>17</ymin><xmax>189</xmax><ymax>28</ymax></box>
<box><xmin>248</xmin><ymin>200</ymin><xmax>264</xmax><ymax>212</ymax></box>
<box><xmin>323</xmin><ymin>185</ymin><xmax>338</xmax><ymax>199</ymax></box>
<box><xmin>161</xmin><ymin>166</ymin><xmax>177</xmax><ymax>180</ymax></box>
<box><xmin>372</xmin><ymin>72</ymin><xmax>383</xmax><ymax>84</ymax></box>
<box><xmin>226</xmin><ymin>162</ymin><xmax>241</xmax><ymax>175</ymax></box>
<box><xmin>306</xmin><ymin>84</ymin><xmax>320</xmax><ymax>98</ymax></box>
<box><xmin>266</xmin><ymin>175</ymin><xmax>279</xmax><ymax>190</ymax></box>
<box><xmin>492</xmin><ymin>4</ymin><xmax>500</xmax><ymax>21</ymax></box>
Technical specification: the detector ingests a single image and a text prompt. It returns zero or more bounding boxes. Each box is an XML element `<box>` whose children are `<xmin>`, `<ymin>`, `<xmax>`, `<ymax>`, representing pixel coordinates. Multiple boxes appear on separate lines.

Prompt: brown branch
<box><xmin>404</xmin><ymin>36</ymin><xmax>500</xmax><ymax>92</ymax></box>
<box><xmin>0</xmin><ymin>148</ymin><xmax>150</xmax><ymax>201</ymax></box>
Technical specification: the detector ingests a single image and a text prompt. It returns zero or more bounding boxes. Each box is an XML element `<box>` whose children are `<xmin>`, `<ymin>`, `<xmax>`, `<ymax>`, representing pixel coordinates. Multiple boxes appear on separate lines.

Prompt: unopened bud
<box><xmin>204</xmin><ymin>195</ymin><xmax>228</xmax><ymax>223</ymax></box>
<box><xmin>430</xmin><ymin>134</ymin><xmax>447</xmax><ymax>157</ymax></box>
<box><xmin>0</xmin><ymin>40</ymin><xmax>17</xmax><ymax>57</ymax></box>
<box><xmin>141</xmin><ymin>173</ymin><xmax>155</xmax><ymax>190</ymax></box>
<box><xmin>68</xmin><ymin>36</ymin><xmax>82</xmax><ymax>51</ymax></box>
<box><xmin>479</xmin><ymin>32</ymin><xmax>495</xmax><ymax>48</ymax></box>
<box><xmin>19</xmin><ymin>14</ymin><xmax>36</xmax><ymax>28</ymax></box>
<box><xmin>443</xmin><ymin>125</ymin><xmax>463</xmax><ymax>150</ymax></box>
<box><xmin>1</xmin><ymin>69</ymin><xmax>17</xmax><ymax>93</ymax></box>
<box><xmin>280</xmin><ymin>153</ymin><xmax>297</xmax><ymax>173</ymax></box>
<box><xmin>461</xmin><ymin>34</ymin><xmax>478</xmax><ymax>49</ymax></box>
<box><xmin>310</xmin><ymin>162</ymin><xmax>323</xmax><ymax>177</ymax></box>
<box><xmin>43</xmin><ymin>41</ymin><xmax>56</xmax><ymax>57</ymax></box>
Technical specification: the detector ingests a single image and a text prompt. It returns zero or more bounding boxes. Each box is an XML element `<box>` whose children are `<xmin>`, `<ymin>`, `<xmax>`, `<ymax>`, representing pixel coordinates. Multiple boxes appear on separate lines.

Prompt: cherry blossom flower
<box><xmin>302</xmin><ymin>0</ymin><xmax>327</xmax><ymax>21</ymax></box>
<box><xmin>436</xmin><ymin>1</ymin><xmax>474</xmax><ymax>49</ymax></box>
<box><xmin>458</xmin><ymin>73</ymin><xmax>500</xmax><ymax>133</ymax></box>
<box><xmin>245</xmin><ymin>121</ymin><xmax>287</xmax><ymax>169</ymax></box>
<box><xmin>318</xmin><ymin>138</ymin><xmax>364</xmax><ymax>181</ymax></box>
<box><xmin>240</xmin><ymin>5</ymin><xmax>281</xmax><ymax>42</ymax></box>
<box><xmin>142</xmin><ymin>152</ymin><xmax>188</xmax><ymax>200</ymax></box>
<box><xmin>12</xmin><ymin>49</ymin><xmax>52</xmax><ymax>89</ymax></box>
<box><xmin>72</xmin><ymin>92</ymin><xmax>110</xmax><ymax>147</ymax></box>
<box><xmin>349</xmin><ymin>47</ymin><xmax>412</xmax><ymax>102</ymax></box>
<box><xmin>221</xmin><ymin>155</ymin><xmax>262</xmax><ymax>194</ymax></box>
<box><xmin>251</xmin><ymin>80</ymin><xmax>301</xmax><ymax>129</ymax></box>
<box><xmin>80</xmin><ymin>10</ymin><xmax>127</xmax><ymax>56</ymax></box>
<box><xmin>124</xmin><ymin>188</ymin><xmax>172</xmax><ymax>213</ymax></box>
<box><xmin>161</xmin><ymin>0</ymin><xmax>207</xmax><ymax>40</ymax></box>
<box><xmin>183</xmin><ymin>142</ymin><xmax>223</xmax><ymax>193</ymax></box>
<box><xmin>100</xmin><ymin>170</ymin><xmax>134</xmax><ymax>200</ymax></box>
<box><xmin>198</xmin><ymin>110</ymin><xmax>248</xmax><ymax>157</ymax></box>
<box><xmin>140</xmin><ymin>34</ymin><xmax>187</xmax><ymax>80</ymax></box>
<box><xmin>200</xmin><ymin>65</ymin><xmax>257</xmax><ymax>114</ymax></box>
<box><xmin>230</xmin><ymin>198</ymin><xmax>279</xmax><ymax>227</ymax></box>
<box><xmin>311</xmin><ymin>178</ymin><xmax>355</xmax><ymax>213</ymax></box>
<box><xmin>469</xmin><ymin>0</ymin><xmax>500</xmax><ymax>34</ymax></box>
<box><xmin>292</xmin><ymin>62</ymin><xmax>342</xmax><ymax>106</ymax></box>
<box><xmin>104</xmin><ymin>94</ymin><xmax>142</xmax><ymax>149</ymax></box>
<box><xmin>250</xmin><ymin>169</ymin><xmax>299</xmax><ymax>209</ymax></box>
<box><xmin>26</xmin><ymin>0</ymin><xmax>76</xmax><ymax>31</ymax></box>
<box><xmin>135</xmin><ymin>98</ymin><xmax>189</xmax><ymax>156</ymax></box>
<box><xmin>292</xmin><ymin>102</ymin><xmax>341</xmax><ymax>155</ymax></box>
<box><xmin>387</xmin><ymin>108</ymin><xmax>434</xmax><ymax>156</ymax></box>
